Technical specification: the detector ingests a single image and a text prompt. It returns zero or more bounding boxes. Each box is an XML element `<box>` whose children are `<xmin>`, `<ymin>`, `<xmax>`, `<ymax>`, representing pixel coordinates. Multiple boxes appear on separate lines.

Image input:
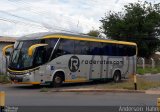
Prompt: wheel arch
<box><xmin>51</xmin><ymin>69</ymin><xmax>65</xmax><ymax>81</ymax></box>
<box><xmin>112</xmin><ymin>69</ymin><xmax>122</xmax><ymax>79</ymax></box>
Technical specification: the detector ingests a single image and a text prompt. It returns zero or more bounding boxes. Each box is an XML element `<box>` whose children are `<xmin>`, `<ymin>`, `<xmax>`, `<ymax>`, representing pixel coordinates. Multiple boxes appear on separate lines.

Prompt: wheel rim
<box><xmin>54</xmin><ymin>76</ymin><xmax>61</xmax><ymax>84</ymax></box>
<box><xmin>115</xmin><ymin>75</ymin><xmax>119</xmax><ymax>81</ymax></box>
<box><xmin>114</xmin><ymin>74</ymin><xmax>119</xmax><ymax>82</ymax></box>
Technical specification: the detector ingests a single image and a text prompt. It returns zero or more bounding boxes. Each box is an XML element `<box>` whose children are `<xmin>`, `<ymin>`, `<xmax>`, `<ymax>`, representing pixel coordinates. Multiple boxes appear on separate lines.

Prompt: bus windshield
<box><xmin>9</xmin><ymin>39</ymin><xmax>58</xmax><ymax>70</ymax></box>
<box><xmin>9</xmin><ymin>40</ymin><xmax>40</xmax><ymax>70</ymax></box>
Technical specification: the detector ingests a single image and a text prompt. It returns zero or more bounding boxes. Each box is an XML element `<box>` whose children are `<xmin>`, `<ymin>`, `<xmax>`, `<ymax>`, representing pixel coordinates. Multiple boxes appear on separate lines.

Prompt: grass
<box><xmin>40</xmin><ymin>87</ymin><xmax>49</xmax><ymax>92</ymax></box>
<box><xmin>94</xmin><ymin>77</ymin><xmax>160</xmax><ymax>90</ymax></box>
<box><xmin>38</xmin><ymin>78</ymin><xmax>160</xmax><ymax>91</ymax></box>
<box><xmin>0</xmin><ymin>75</ymin><xmax>10</xmax><ymax>84</ymax></box>
<box><xmin>137</xmin><ymin>67</ymin><xmax>160</xmax><ymax>75</ymax></box>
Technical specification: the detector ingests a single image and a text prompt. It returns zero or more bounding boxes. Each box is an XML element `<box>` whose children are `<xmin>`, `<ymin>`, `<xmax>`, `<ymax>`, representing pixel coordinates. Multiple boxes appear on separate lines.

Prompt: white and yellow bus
<box><xmin>3</xmin><ymin>32</ymin><xmax>137</xmax><ymax>87</ymax></box>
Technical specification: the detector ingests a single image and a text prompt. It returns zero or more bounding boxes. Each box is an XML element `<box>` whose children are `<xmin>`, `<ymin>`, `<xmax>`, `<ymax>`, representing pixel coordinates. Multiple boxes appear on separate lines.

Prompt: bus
<box><xmin>3</xmin><ymin>32</ymin><xmax>137</xmax><ymax>87</ymax></box>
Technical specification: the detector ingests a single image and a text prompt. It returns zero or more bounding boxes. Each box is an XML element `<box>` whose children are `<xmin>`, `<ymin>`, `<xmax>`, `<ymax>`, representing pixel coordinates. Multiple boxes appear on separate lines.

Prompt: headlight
<box><xmin>24</xmin><ymin>73</ymin><xmax>30</xmax><ymax>76</ymax></box>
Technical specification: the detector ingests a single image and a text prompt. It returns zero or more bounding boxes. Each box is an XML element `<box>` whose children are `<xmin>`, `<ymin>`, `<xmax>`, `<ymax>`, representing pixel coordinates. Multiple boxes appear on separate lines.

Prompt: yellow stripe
<box><xmin>134</xmin><ymin>75</ymin><xmax>137</xmax><ymax>83</ymax></box>
<box><xmin>43</xmin><ymin>35</ymin><xmax>137</xmax><ymax>46</ymax></box>
<box><xmin>65</xmin><ymin>79</ymin><xmax>88</xmax><ymax>83</ymax></box>
<box><xmin>8</xmin><ymin>67</ymin><xmax>39</xmax><ymax>73</ymax></box>
<box><xmin>28</xmin><ymin>44</ymin><xmax>48</xmax><ymax>56</ymax></box>
<box><xmin>13</xmin><ymin>81</ymin><xmax>40</xmax><ymax>85</ymax></box>
<box><xmin>2</xmin><ymin>44</ymin><xmax>13</xmax><ymax>56</ymax></box>
<box><xmin>0</xmin><ymin>91</ymin><xmax>5</xmax><ymax>106</ymax></box>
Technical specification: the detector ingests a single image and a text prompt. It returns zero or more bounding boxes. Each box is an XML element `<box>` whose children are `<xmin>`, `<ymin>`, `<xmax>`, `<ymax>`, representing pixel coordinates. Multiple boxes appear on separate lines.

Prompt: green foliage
<box><xmin>0</xmin><ymin>75</ymin><xmax>10</xmax><ymax>84</ymax></box>
<box><xmin>137</xmin><ymin>67</ymin><xmax>160</xmax><ymax>75</ymax></box>
<box><xmin>95</xmin><ymin>77</ymin><xmax>160</xmax><ymax>90</ymax></box>
<box><xmin>87</xmin><ymin>30</ymin><xmax>100</xmax><ymax>37</ymax></box>
<box><xmin>40</xmin><ymin>88</ymin><xmax>49</xmax><ymax>92</ymax></box>
<box><xmin>100</xmin><ymin>1</ymin><xmax>160</xmax><ymax>58</ymax></box>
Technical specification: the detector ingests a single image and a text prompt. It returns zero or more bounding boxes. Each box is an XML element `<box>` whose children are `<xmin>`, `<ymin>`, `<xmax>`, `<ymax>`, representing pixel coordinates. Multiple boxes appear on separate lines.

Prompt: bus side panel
<box><xmin>89</xmin><ymin>55</ymin><xmax>102</xmax><ymax>80</ymax></box>
<box><xmin>126</xmin><ymin>55</ymin><xmax>136</xmax><ymax>78</ymax></box>
<box><xmin>47</xmin><ymin>55</ymin><xmax>90</xmax><ymax>82</ymax></box>
<box><xmin>77</xmin><ymin>55</ymin><xmax>91</xmax><ymax>81</ymax></box>
<box><xmin>106</xmin><ymin>56</ymin><xmax>124</xmax><ymax>79</ymax></box>
<box><xmin>33</xmin><ymin>64</ymin><xmax>54</xmax><ymax>84</ymax></box>
<box><xmin>49</xmin><ymin>55</ymin><xmax>70</xmax><ymax>81</ymax></box>
<box><xmin>102</xmin><ymin>56</ymin><xmax>108</xmax><ymax>79</ymax></box>
<box><xmin>120</xmin><ymin>56</ymin><xmax>129</xmax><ymax>78</ymax></box>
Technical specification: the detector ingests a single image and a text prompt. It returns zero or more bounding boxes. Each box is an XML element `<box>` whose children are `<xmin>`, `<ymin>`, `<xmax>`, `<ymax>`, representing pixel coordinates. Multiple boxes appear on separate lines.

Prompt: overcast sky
<box><xmin>0</xmin><ymin>0</ymin><xmax>159</xmax><ymax>37</ymax></box>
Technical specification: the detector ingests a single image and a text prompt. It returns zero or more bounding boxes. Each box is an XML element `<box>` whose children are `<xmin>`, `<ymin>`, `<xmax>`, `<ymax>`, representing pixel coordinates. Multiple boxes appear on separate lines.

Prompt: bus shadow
<box><xmin>10</xmin><ymin>79</ymin><xmax>127</xmax><ymax>90</ymax></box>
<box><xmin>61</xmin><ymin>80</ymin><xmax>113</xmax><ymax>88</ymax></box>
<box><xmin>61</xmin><ymin>79</ymin><xmax>127</xmax><ymax>88</ymax></box>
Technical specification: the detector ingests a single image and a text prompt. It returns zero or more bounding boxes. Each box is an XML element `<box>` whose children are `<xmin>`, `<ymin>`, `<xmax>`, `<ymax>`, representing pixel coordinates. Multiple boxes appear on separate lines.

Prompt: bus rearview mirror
<box><xmin>28</xmin><ymin>44</ymin><xmax>48</xmax><ymax>56</ymax></box>
<box><xmin>2</xmin><ymin>44</ymin><xmax>14</xmax><ymax>56</ymax></box>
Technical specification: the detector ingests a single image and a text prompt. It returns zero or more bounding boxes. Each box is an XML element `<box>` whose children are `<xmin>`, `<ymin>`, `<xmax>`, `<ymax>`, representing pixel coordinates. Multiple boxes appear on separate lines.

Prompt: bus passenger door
<box><xmin>33</xmin><ymin>47</ymin><xmax>50</xmax><ymax>83</ymax></box>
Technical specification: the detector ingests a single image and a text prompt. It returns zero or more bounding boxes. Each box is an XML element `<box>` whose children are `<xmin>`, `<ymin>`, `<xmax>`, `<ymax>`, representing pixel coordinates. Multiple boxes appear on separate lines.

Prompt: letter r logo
<box><xmin>68</xmin><ymin>56</ymin><xmax>80</xmax><ymax>72</ymax></box>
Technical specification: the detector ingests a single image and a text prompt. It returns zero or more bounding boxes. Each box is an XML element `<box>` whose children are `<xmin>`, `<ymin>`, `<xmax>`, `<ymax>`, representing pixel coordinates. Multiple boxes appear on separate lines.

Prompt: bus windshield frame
<box><xmin>8</xmin><ymin>38</ymin><xmax>58</xmax><ymax>70</ymax></box>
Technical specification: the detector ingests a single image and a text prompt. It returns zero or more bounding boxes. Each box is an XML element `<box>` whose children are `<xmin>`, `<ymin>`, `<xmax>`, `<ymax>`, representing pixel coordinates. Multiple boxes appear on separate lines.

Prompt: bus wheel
<box><xmin>113</xmin><ymin>71</ymin><xmax>121</xmax><ymax>83</ymax></box>
<box><xmin>52</xmin><ymin>74</ymin><xmax>63</xmax><ymax>87</ymax></box>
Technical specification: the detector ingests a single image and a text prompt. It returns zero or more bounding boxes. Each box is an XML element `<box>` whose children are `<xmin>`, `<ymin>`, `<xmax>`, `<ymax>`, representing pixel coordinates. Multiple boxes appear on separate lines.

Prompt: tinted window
<box><xmin>112</xmin><ymin>45</ymin><xmax>118</xmax><ymax>56</ymax></box>
<box><xmin>117</xmin><ymin>45</ymin><xmax>136</xmax><ymax>56</ymax></box>
<box><xmin>41</xmin><ymin>39</ymin><xmax>58</xmax><ymax>61</ymax></box>
<box><xmin>102</xmin><ymin>43</ymin><xmax>117</xmax><ymax>56</ymax></box>
<box><xmin>102</xmin><ymin>43</ymin><xmax>110</xmax><ymax>55</ymax></box>
<box><xmin>89</xmin><ymin>42</ymin><xmax>101</xmax><ymax>55</ymax></box>
<box><xmin>127</xmin><ymin>46</ymin><xmax>136</xmax><ymax>56</ymax></box>
<box><xmin>54</xmin><ymin>39</ymin><xmax>74</xmax><ymax>57</ymax></box>
<box><xmin>101</xmin><ymin>43</ymin><xmax>136</xmax><ymax>56</ymax></box>
<box><xmin>117</xmin><ymin>45</ymin><xmax>123</xmax><ymax>56</ymax></box>
<box><xmin>9</xmin><ymin>40</ymin><xmax>40</xmax><ymax>70</ymax></box>
<box><xmin>74</xmin><ymin>40</ymin><xmax>89</xmax><ymax>55</ymax></box>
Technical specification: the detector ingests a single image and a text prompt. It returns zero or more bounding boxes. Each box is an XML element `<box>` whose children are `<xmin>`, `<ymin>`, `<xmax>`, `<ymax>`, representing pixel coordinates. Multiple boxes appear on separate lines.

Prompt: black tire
<box><xmin>113</xmin><ymin>71</ymin><xmax>121</xmax><ymax>83</ymax></box>
<box><xmin>32</xmin><ymin>84</ymin><xmax>40</xmax><ymax>87</ymax></box>
<box><xmin>52</xmin><ymin>74</ymin><xmax>63</xmax><ymax>87</ymax></box>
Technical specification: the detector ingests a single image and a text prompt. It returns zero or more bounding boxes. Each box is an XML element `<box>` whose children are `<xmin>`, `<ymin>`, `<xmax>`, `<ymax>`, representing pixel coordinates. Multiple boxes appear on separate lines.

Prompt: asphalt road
<box><xmin>0</xmin><ymin>84</ymin><xmax>159</xmax><ymax>106</ymax></box>
<box><xmin>0</xmin><ymin>74</ymin><xmax>160</xmax><ymax>112</ymax></box>
<box><xmin>138</xmin><ymin>73</ymin><xmax>160</xmax><ymax>82</ymax></box>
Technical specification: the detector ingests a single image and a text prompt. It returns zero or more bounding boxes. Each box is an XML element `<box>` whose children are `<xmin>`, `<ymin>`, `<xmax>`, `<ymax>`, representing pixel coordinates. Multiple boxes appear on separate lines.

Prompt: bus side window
<box><xmin>53</xmin><ymin>39</ymin><xmax>74</xmax><ymax>58</ymax></box>
<box><xmin>128</xmin><ymin>46</ymin><xmax>136</xmax><ymax>56</ymax></box>
<box><xmin>84</xmin><ymin>42</ymin><xmax>90</xmax><ymax>54</ymax></box>
<box><xmin>112</xmin><ymin>45</ymin><xmax>118</xmax><ymax>56</ymax></box>
<box><xmin>74</xmin><ymin>40</ymin><xmax>89</xmax><ymax>55</ymax></box>
<box><xmin>89</xmin><ymin>42</ymin><xmax>101</xmax><ymax>55</ymax></box>
<box><xmin>74</xmin><ymin>40</ymin><xmax>81</xmax><ymax>54</ymax></box>
<box><xmin>102</xmin><ymin>43</ymin><xmax>109</xmax><ymax>56</ymax></box>
<box><xmin>123</xmin><ymin>45</ymin><xmax>128</xmax><ymax>56</ymax></box>
<box><xmin>99</xmin><ymin>43</ymin><xmax>104</xmax><ymax>55</ymax></box>
<box><xmin>118</xmin><ymin>45</ymin><xmax>124</xmax><ymax>56</ymax></box>
<box><xmin>108</xmin><ymin>44</ymin><xmax>112</xmax><ymax>56</ymax></box>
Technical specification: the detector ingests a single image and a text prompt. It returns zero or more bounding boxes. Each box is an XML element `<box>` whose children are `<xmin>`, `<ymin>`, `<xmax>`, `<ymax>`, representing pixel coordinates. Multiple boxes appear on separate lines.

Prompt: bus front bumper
<box><xmin>9</xmin><ymin>73</ymin><xmax>40</xmax><ymax>85</ymax></box>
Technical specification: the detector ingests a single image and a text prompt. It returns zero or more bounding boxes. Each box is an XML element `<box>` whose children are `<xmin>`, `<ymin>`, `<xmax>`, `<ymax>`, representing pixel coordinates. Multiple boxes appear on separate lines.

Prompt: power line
<box><xmin>0</xmin><ymin>17</ymin><xmax>47</xmax><ymax>30</ymax></box>
<box><xmin>7</xmin><ymin>0</ymin><xmax>80</xmax><ymax>29</ymax></box>
<box><xmin>7</xmin><ymin>0</ymin><xmax>95</xmax><ymax>30</ymax></box>
<box><xmin>0</xmin><ymin>9</ymin><xmax>82</xmax><ymax>34</ymax></box>
<box><xmin>0</xmin><ymin>10</ymin><xmax>45</xmax><ymax>27</ymax></box>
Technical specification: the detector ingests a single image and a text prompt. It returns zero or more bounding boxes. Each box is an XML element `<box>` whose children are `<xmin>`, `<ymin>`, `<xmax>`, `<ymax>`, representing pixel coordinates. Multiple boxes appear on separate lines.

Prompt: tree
<box><xmin>87</xmin><ymin>30</ymin><xmax>100</xmax><ymax>37</ymax></box>
<box><xmin>100</xmin><ymin>1</ymin><xmax>160</xmax><ymax>58</ymax></box>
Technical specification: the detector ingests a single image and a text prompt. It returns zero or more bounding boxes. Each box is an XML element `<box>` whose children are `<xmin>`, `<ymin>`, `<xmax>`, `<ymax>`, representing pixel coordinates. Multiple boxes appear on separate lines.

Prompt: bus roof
<box><xmin>18</xmin><ymin>32</ymin><xmax>137</xmax><ymax>46</ymax></box>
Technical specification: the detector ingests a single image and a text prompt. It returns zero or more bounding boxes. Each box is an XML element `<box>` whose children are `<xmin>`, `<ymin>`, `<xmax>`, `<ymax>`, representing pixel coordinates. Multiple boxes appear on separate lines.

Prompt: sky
<box><xmin>0</xmin><ymin>0</ymin><xmax>159</xmax><ymax>37</ymax></box>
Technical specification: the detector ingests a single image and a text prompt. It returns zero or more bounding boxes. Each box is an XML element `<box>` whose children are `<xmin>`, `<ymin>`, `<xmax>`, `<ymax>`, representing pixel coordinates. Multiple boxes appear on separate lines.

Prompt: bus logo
<box><xmin>68</xmin><ymin>56</ymin><xmax>80</xmax><ymax>72</ymax></box>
